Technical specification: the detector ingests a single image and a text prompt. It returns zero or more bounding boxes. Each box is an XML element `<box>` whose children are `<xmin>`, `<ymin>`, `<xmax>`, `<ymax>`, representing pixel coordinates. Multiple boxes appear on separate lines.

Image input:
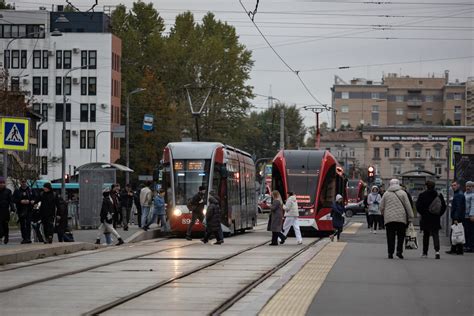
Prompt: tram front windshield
<box><xmin>286</xmin><ymin>169</ymin><xmax>319</xmax><ymax>205</ymax></box>
<box><xmin>173</xmin><ymin>159</ymin><xmax>210</xmax><ymax>205</ymax></box>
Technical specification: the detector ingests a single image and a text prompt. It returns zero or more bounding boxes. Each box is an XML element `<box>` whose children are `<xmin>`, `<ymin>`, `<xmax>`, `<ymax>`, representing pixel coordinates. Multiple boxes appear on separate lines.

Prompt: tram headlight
<box><xmin>173</xmin><ymin>208</ymin><xmax>182</xmax><ymax>216</ymax></box>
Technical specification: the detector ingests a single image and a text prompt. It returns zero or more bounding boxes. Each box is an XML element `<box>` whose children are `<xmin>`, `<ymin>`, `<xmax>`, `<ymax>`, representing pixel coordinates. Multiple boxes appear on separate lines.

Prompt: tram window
<box><xmin>319</xmin><ymin>166</ymin><xmax>336</xmax><ymax>209</ymax></box>
<box><xmin>173</xmin><ymin>159</ymin><xmax>210</xmax><ymax>205</ymax></box>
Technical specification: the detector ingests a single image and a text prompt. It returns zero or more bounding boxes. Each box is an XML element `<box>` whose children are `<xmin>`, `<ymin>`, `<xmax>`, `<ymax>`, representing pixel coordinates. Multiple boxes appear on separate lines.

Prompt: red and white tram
<box><xmin>161</xmin><ymin>142</ymin><xmax>257</xmax><ymax>235</ymax></box>
<box><xmin>272</xmin><ymin>150</ymin><xmax>346</xmax><ymax>233</ymax></box>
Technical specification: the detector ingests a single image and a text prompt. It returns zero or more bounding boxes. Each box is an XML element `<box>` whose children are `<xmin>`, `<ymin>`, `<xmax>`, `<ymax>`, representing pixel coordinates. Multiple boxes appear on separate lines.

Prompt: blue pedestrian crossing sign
<box><xmin>0</xmin><ymin>117</ymin><xmax>29</xmax><ymax>151</ymax></box>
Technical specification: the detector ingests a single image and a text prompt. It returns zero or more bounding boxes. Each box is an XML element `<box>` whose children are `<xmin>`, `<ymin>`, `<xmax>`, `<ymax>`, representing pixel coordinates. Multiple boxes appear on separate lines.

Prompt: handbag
<box><xmin>451</xmin><ymin>223</ymin><xmax>465</xmax><ymax>245</ymax></box>
<box><xmin>405</xmin><ymin>223</ymin><xmax>418</xmax><ymax>249</ymax></box>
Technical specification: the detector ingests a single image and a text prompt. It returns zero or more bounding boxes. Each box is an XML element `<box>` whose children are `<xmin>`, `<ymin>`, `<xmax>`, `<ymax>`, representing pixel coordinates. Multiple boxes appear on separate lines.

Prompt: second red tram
<box><xmin>346</xmin><ymin>179</ymin><xmax>367</xmax><ymax>204</ymax></box>
<box><xmin>161</xmin><ymin>142</ymin><xmax>257</xmax><ymax>236</ymax></box>
<box><xmin>272</xmin><ymin>150</ymin><xmax>346</xmax><ymax>233</ymax></box>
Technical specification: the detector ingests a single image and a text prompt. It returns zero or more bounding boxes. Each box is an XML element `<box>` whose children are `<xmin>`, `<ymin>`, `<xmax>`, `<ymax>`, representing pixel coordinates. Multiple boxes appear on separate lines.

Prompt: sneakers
<box><xmin>95</xmin><ymin>239</ymin><xmax>101</xmax><ymax>245</ymax></box>
<box><xmin>435</xmin><ymin>252</ymin><xmax>440</xmax><ymax>259</ymax></box>
<box><xmin>185</xmin><ymin>236</ymin><xmax>192</xmax><ymax>241</ymax></box>
<box><xmin>201</xmin><ymin>238</ymin><xmax>208</xmax><ymax>244</ymax></box>
<box><xmin>421</xmin><ymin>254</ymin><xmax>428</xmax><ymax>258</ymax></box>
<box><xmin>116</xmin><ymin>238</ymin><xmax>124</xmax><ymax>246</ymax></box>
<box><xmin>396</xmin><ymin>253</ymin><xmax>404</xmax><ymax>259</ymax></box>
<box><xmin>214</xmin><ymin>240</ymin><xmax>223</xmax><ymax>245</ymax></box>
<box><xmin>297</xmin><ymin>240</ymin><xmax>303</xmax><ymax>245</ymax></box>
<box><xmin>388</xmin><ymin>254</ymin><xmax>394</xmax><ymax>259</ymax></box>
<box><xmin>373</xmin><ymin>230</ymin><xmax>377</xmax><ymax>234</ymax></box>
<box><xmin>279</xmin><ymin>235</ymin><xmax>287</xmax><ymax>245</ymax></box>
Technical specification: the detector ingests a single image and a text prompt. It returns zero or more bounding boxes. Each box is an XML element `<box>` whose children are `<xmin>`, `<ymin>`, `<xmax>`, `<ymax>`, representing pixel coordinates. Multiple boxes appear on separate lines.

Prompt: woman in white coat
<box><xmin>281</xmin><ymin>192</ymin><xmax>303</xmax><ymax>245</ymax></box>
<box><xmin>367</xmin><ymin>186</ymin><xmax>382</xmax><ymax>233</ymax></box>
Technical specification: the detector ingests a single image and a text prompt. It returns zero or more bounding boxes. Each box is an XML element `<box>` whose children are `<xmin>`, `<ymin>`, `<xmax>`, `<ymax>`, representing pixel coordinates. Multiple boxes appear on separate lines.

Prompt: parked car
<box><xmin>345</xmin><ymin>200</ymin><xmax>366</xmax><ymax>217</ymax></box>
<box><xmin>258</xmin><ymin>194</ymin><xmax>271</xmax><ymax>213</ymax></box>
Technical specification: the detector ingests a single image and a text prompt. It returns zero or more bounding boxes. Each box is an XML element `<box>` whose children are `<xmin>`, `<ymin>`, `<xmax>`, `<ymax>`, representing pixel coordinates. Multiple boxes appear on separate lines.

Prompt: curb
<box><xmin>125</xmin><ymin>228</ymin><xmax>162</xmax><ymax>243</ymax></box>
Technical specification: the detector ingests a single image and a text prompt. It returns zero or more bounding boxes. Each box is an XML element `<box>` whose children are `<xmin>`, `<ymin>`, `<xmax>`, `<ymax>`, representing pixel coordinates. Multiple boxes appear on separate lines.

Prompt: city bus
<box><xmin>161</xmin><ymin>142</ymin><xmax>257</xmax><ymax>236</ymax></box>
<box><xmin>272</xmin><ymin>149</ymin><xmax>346</xmax><ymax>234</ymax></box>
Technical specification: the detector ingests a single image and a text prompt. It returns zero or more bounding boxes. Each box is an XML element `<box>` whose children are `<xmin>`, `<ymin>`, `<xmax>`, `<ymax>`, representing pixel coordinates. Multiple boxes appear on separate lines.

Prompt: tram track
<box><xmin>83</xmin><ymin>237</ymin><xmax>322</xmax><ymax>316</ymax></box>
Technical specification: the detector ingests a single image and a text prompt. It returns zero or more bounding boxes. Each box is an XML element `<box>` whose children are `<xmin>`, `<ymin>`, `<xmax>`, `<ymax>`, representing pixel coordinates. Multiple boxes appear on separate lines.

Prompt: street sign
<box><xmin>138</xmin><ymin>175</ymin><xmax>153</xmax><ymax>181</ymax></box>
<box><xmin>450</xmin><ymin>138</ymin><xmax>464</xmax><ymax>170</ymax></box>
<box><xmin>143</xmin><ymin>114</ymin><xmax>154</xmax><ymax>131</ymax></box>
<box><xmin>0</xmin><ymin>117</ymin><xmax>29</xmax><ymax>151</ymax></box>
<box><xmin>112</xmin><ymin>125</ymin><xmax>125</xmax><ymax>138</ymax></box>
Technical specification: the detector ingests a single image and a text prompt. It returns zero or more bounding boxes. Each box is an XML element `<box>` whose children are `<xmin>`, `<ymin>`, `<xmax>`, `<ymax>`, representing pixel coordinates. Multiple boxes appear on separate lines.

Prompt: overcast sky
<box><xmin>10</xmin><ymin>0</ymin><xmax>474</xmax><ymax>127</ymax></box>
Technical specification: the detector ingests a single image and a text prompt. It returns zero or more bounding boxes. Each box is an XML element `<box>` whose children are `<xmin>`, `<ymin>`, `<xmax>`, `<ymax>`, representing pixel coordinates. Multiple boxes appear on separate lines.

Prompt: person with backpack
<box><xmin>13</xmin><ymin>179</ymin><xmax>35</xmax><ymax>244</ymax></box>
<box><xmin>463</xmin><ymin>181</ymin><xmax>474</xmax><ymax>253</ymax></box>
<box><xmin>35</xmin><ymin>182</ymin><xmax>59</xmax><ymax>244</ymax></box>
<box><xmin>201</xmin><ymin>190</ymin><xmax>224</xmax><ymax>245</ymax></box>
<box><xmin>185</xmin><ymin>186</ymin><xmax>206</xmax><ymax>240</ymax></box>
<box><xmin>95</xmin><ymin>188</ymin><xmax>124</xmax><ymax>246</ymax></box>
<box><xmin>416</xmin><ymin>180</ymin><xmax>447</xmax><ymax>259</ymax></box>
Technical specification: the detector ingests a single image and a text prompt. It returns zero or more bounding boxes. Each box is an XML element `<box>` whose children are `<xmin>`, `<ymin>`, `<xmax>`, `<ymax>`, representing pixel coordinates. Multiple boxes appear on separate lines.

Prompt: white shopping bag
<box><xmin>405</xmin><ymin>223</ymin><xmax>418</xmax><ymax>250</ymax></box>
<box><xmin>451</xmin><ymin>223</ymin><xmax>465</xmax><ymax>245</ymax></box>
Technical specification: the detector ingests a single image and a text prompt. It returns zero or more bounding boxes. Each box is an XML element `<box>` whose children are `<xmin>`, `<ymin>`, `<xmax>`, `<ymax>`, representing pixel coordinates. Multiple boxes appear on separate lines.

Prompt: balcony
<box><xmin>407</xmin><ymin>99</ymin><xmax>423</xmax><ymax>107</ymax></box>
<box><xmin>407</xmin><ymin>112</ymin><xmax>422</xmax><ymax>120</ymax></box>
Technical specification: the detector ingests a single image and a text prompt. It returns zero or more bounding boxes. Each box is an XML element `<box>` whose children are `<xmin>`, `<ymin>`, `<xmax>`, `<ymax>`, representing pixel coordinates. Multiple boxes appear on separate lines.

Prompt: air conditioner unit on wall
<box><xmin>72</xmin><ymin>77</ymin><xmax>79</xmax><ymax>85</ymax></box>
<box><xmin>101</xmin><ymin>103</ymin><xmax>107</xmax><ymax>109</ymax></box>
<box><xmin>73</xmin><ymin>48</ymin><xmax>80</xmax><ymax>54</ymax></box>
<box><xmin>72</xmin><ymin>130</ymin><xmax>78</xmax><ymax>136</ymax></box>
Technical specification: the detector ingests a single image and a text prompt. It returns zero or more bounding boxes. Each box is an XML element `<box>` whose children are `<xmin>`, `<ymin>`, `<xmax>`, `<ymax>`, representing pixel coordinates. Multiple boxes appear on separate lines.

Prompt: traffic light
<box><xmin>64</xmin><ymin>174</ymin><xmax>70</xmax><ymax>183</ymax></box>
<box><xmin>367</xmin><ymin>166</ymin><xmax>375</xmax><ymax>183</ymax></box>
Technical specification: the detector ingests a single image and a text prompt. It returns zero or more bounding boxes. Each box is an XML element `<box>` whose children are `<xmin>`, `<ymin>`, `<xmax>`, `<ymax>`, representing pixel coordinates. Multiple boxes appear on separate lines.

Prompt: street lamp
<box><xmin>2</xmin><ymin>29</ymin><xmax>62</xmax><ymax>179</ymax></box>
<box><xmin>61</xmin><ymin>65</ymin><xmax>88</xmax><ymax>200</ymax></box>
<box><xmin>125</xmin><ymin>88</ymin><xmax>146</xmax><ymax>184</ymax></box>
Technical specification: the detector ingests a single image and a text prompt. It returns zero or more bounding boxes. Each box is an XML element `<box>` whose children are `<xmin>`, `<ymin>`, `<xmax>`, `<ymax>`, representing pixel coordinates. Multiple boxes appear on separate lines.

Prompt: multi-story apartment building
<box><xmin>331</xmin><ymin>72</ymin><xmax>467</xmax><ymax>128</ymax></box>
<box><xmin>467</xmin><ymin>77</ymin><xmax>474</xmax><ymax>126</ymax></box>
<box><xmin>0</xmin><ymin>9</ymin><xmax>121</xmax><ymax>180</ymax></box>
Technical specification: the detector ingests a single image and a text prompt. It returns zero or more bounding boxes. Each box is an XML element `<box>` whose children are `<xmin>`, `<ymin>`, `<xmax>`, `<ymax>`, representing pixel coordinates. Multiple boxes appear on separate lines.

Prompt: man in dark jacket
<box><xmin>201</xmin><ymin>191</ymin><xmax>223</xmax><ymax>245</ymax></box>
<box><xmin>416</xmin><ymin>181</ymin><xmax>446</xmax><ymax>259</ymax></box>
<box><xmin>13</xmin><ymin>179</ymin><xmax>35</xmax><ymax>244</ymax></box>
<box><xmin>111</xmin><ymin>183</ymin><xmax>121</xmax><ymax>228</ymax></box>
<box><xmin>95</xmin><ymin>188</ymin><xmax>124</xmax><ymax>246</ymax></box>
<box><xmin>35</xmin><ymin>182</ymin><xmax>58</xmax><ymax>244</ymax></box>
<box><xmin>0</xmin><ymin>177</ymin><xmax>13</xmax><ymax>244</ymax></box>
<box><xmin>120</xmin><ymin>184</ymin><xmax>134</xmax><ymax>231</ymax></box>
<box><xmin>447</xmin><ymin>180</ymin><xmax>466</xmax><ymax>255</ymax></box>
<box><xmin>55</xmin><ymin>197</ymin><xmax>69</xmax><ymax>242</ymax></box>
<box><xmin>185</xmin><ymin>186</ymin><xmax>206</xmax><ymax>240</ymax></box>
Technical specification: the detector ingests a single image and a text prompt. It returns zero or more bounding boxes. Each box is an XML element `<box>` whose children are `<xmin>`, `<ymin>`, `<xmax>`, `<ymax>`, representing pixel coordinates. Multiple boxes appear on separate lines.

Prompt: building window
<box><xmin>341</xmin><ymin>92</ymin><xmax>349</xmax><ymax>99</ymax></box>
<box><xmin>426</xmin><ymin>108</ymin><xmax>433</xmax><ymax>116</ymax></box>
<box><xmin>65</xmin><ymin>130</ymin><xmax>71</xmax><ymax>149</ymax></box>
<box><xmin>63</xmin><ymin>50</ymin><xmax>72</xmax><ymax>69</ymax></box>
<box><xmin>425</xmin><ymin>148</ymin><xmax>431</xmax><ymax>158</ymax></box>
<box><xmin>393</xmin><ymin>165</ymin><xmax>402</xmax><ymax>175</ymax></box>
<box><xmin>41</xmin><ymin>130</ymin><xmax>48</xmax><ymax>148</ymax></box>
<box><xmin>405</xmin><ymin>150</ymin><xmax>410</xmax><ymax>158</ymax></box>
<box><xmin>350</xmin><ymin>149</ymin><xmax>355</xmax><ymax>157</ymax></box>
<box><xmin>341</xmin><ymin>119</ymin><xmax>349</xmax><ymax>127</ymax></box>
<box><xmin>80</xmin><ymin>130</ymin><xmax>87</xmax><ymax>149</ymax></box>
<box><xmin>373</xmin><ymin>147</ymin><xmax>380</xmax><ymax>159</ymax></box>
<box><xmin>41</xmin><ymin>103</ymin><xmax>48</xmax><ymax>121</ymax></box>
<box><xmin>454</xmin><ymin>93</ymin><xmax>462</xmax><ymax>100</ymax></box>
<box><xmin>56</xmin><ymin>50</ymin><xmax>62</xmax><ymax>69</ymax></box>
<box><xmin>33</xmin><ymin>103</ymin><xmax>40</xmax><ymax>115</ymax></box>
<box><xmin>88</xmin><ymin>77</ymin><xmax>97</xmax><ymax>95</ymax></box>
<box><xmin>372</xmin><ymin>105</ymin><xmax>379</xmax><ymax>112</ymax></box>
<box><xmin>20</xmin><ymin>50</ymin><xmax>27</xmax><ymax>68</ymax></box>
<box><xmin>42</xmin><ymin>50</ymin><xmax>49</xmax><ymax>69</ymax></box>
<box><xmin>41</xmin><ymin>157</ymin><xmax>48</xmax><ymax>175</ymax></box>
<box><xmin>435</xmin><ymin>164</ymin><xmax>442</xmax><ymax>175</ymax></box>
<box><xmin>41</xmin><ymin>77</ymin><xmax>48</xmax><ymax>95</ymax></box>
<box><xmin>454</xmin><ymin>106</ymin><xmax>462</xmax><ymax>114</ymax></box>
<box><xmin>4</xmin><ymin>50</ymin><xmax>10</xmax><ymax>68</ymax></box>
<box><xmin>394</xmin><ymin>148</ymin><xmax>400</xmax><ymax>158</ymax></box>
<box><xmin>81</xmin><ymin>77</ymin><xmax>87</xmax><ymax>95</ymax></box>
<box><xmin>80</xmin><ymin>104</ymin><xmax>88</xmax><ymax>122</ymax></box>
<box><xmin>32</xmin><ymin>77</ymin><xmax>41</xmax><ymax>95</ymax></box>
<box><xmin>33</xmin><ymin>50</ymin><xmax>41</xmax><ymax>68</ymax></box>
<box><xmin>55</xmin><ymin>103</ymin><xmax>71</xmax><ymax>122</ymax></box>
<box><xmin>395</xmin><ymin>95</ymin><xmax>404</xmax><ymax>102</ymax></box>
<box><xmin>415</xmin><ymin>149</ymin><xmax>421</xmax><ymax>158</ymax></box>
<box><xmin>341</xmin><ymin>105</ymin><xmax>349</xmax><ymax>113</ymax></box>
<box><xmin>10</xmin><ymin>77</ymin><xmax>19</xmax><ymax>91</ymax></box>
<box><xmin>425</xmin><ymin>95</ymin><xmax>433</xmax><ymax>102</ymax></box>
<box><xmin>11</xmin><ymin>50</ymin><xmax>19</xmax><ymax>68</ymax></box>
<box><xmin>371</xmin><ymin>92</ymin><xmax>380</xmax><ymax>100</ymax></box>
<box><xmin>90</xmin><ymin>104</ymin><xmax>96</xmax><ymax>122</ymax></box>
<box><xmin>396</xmin><ymin>108</ymin><xmax>404</xmax><ymax>115</ymax></box>
<box><xmin>435</xmin><ymin>149</ymin><xmax>441</xmax><ymax>159</ymax></box>
<box><xmin>81</xmin><ymin>50</ymin><xmax>88</xmax><ymax>66</ymax></box>
<box><xmin>371</xmin><ymin>106</ymin><xmax>379</xmax><ymax>126</ymax></box>
<box><xmin>384</xmin><ymin>148</ymin><xmax>390</xmax><ymax>157</ymax></box>
<box><xmin>87</xmin><ymin>130</ymin><xmax>96</xmax><ymax>149</ymax></box>
<box><xmin>88</xmin><ymin>50</ymin><xmax>97</xmax><ymax>69</ymax></box>
<box><xmin>63</xmin><ymin>77</ymin><xmax>71</xmax><ymax>95</ymax></box>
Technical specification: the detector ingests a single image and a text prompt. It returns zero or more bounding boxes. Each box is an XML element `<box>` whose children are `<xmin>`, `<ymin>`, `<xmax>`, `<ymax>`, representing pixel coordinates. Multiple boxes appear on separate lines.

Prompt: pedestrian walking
<box><xmin>95</xmin><ymin>188</ymin><xmax>124</xmax><ymax>246</ymax></box>
<box><xmin>120</xmin><ymin>184</ymin><xmax>134</xmax><ymax>231</ymax></box>
<box><xmin>282</xmin><ymin>192</ymin><xmax>303</xmax><ymax>244</ymax></box>
<box><xmin>446</xmin><ymin>180</ymin><xmax>466</xmax><ymax>255</ymax></box>
<box><xmin>140</xmin><ymin>181</ymin><xmax>153</xmax><ymax>229</ymax></box>
<box><xmin>367</xmin><ymin>186</ymin><xmax>382</xmax><ymax>233</ymax></box>
<box><xmin>55</xmin><ymin>197</ymin><xmax>69</xmax><ymax>242</ymax></box>
<box><xmin>268</xmin><ymin>190</ymin><xmax>285</xmax><ymax>246</ymax></box>
<box><xmin>416</xmin><ymin>180</ymin><xmax>447</xmax><ymax>259</ymax></box>
<box><xmin>0</xmin><ymin>177</ymin><xmax>13</xmax><ymax>244</ymax></box>
<box><xmin>144</xmin><ymin>189</ymin><xmax>170</xmax><ymax>232</ymax></box>
<box><xmin>111</xmin><ymin>183</ymin><xmax>121</xmax><ymax>228</ymax></box>
<box><xmin>35</xmin><ymin>183</ymin><xmax>59</xmax><ymax>244</ymax></box>
<box><xmin>13</xmin><ymin>179</ymin><xmax>35</xmax><ymax>244</ymax></box>
<box><xmin>380</xmin><ymin>178</ymin><xmax>414</xmax><ymax>259</ymax></box>
<box><xmin>446</xmin><ymin>181</ymin><xmax>466</xmax><ymax>255</ymax></box>
<box><xmin>330</xmin><ymin>194</ymin><xmax>346</xmax><ymax>242</ymax></box>
<box><xmin>201</xmin><ymin>190</ymin><xmax>224</xmax><ymax>245</ymax></box>
<box><xmin>185</xmin><ymin>186</ymin><xmax>206</xmax><ymax>240</ymax></box>
<box><xmin>463</xmin><ymin>181</ymin><xmax>474</xmax><ymax>253</ymax></box>
<box><xmin>133</xmin><ymin>185</ymin><xmax>143</xmax><ymax>227</ymax></box>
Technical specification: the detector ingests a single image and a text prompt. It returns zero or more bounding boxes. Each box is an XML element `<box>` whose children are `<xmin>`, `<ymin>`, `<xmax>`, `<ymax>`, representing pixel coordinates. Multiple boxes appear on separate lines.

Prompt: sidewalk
<box><xmin>307</xmin><ymin>218</ymin><xmax>473</xmax><ymax>315</ymax></box>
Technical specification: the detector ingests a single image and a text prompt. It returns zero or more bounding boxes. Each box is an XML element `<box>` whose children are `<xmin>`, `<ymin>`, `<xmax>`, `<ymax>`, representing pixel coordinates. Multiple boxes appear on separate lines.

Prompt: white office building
<box><xmin>0</xmin><ymin>9</ymin><xmax>122</xmax><ymax>180</ymax></box>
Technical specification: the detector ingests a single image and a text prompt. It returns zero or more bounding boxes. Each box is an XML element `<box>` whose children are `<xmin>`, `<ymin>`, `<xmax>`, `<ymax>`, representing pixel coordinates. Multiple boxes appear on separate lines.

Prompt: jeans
<box><xmin>462</xmin><ymin>218</ymin><xmax>474</xmax><ymax>250</ymax></box>
<box><xmin>186</xmin><ymin>212</ymin><xmax>204</xmax><ymax>237</ymax></box>
<box><xmin>145</xmin><ymin>214</ymin><xmax>170</xmax><ymax>232</ymax></box>
<box><xmin>141</xmin><ymin>206</ymin><xmax>151</xmax><ymax>228</ymax></box>
<box><xmin>422</xmin><ymin>229</ymin><xmax>440</xmax><ymax>254</ymax></box>
<box><xmin>31</xmin><ymin>221</ymin><xmax>44</xmax><ymax>242</ymax></box>
<box><xmin>97</xmin><ymin>222</ymin><xmax>121</xmax><ymax>243</ymax></box>
<box><xmin>282</xmin><ymin>216</ymin><xmax>302</xmax><ymax>242</ymax></box>
<box><xmin>122</xmin><ymin>206</ymin><xmax>132</xmax><ymax>229</ymax></box>
<box><xmin>19</xmin><ymin>215</ymin><xmax>32</xmax><ymax>242</ymax></box>
<box><xmin>385</xmin><ymin>222</ymin><xmax>406</xmax><ymax>255</ymax></box>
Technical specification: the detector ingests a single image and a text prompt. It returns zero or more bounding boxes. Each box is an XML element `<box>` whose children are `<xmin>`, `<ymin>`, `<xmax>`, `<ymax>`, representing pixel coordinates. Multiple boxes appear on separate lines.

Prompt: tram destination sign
<box><xmin>372</xmin><ymin>135</ymin><xmax>460</xmax><ymax>142</ymax></box>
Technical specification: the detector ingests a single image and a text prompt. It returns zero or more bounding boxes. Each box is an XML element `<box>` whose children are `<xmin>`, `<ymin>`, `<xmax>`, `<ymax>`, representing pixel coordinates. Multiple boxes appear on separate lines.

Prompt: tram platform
<box><xmin>258</xmin><ymin>219</ymin><xmax>473</xmax><ymax>316</ymax></box>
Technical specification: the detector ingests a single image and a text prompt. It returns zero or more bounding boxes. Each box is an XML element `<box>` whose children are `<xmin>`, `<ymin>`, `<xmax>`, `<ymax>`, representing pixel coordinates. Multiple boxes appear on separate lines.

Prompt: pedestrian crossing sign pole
<box><xmin>0</xmin><ymin>117</ymin><xmax>29</xmax><ymax>151</ymax></box>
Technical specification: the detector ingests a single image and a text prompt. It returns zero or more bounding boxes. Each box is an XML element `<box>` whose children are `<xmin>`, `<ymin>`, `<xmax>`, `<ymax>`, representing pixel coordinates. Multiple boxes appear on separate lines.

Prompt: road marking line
<box><xmin>342</xmin><ymin>222</ymin><xmax>363</xmax><ymax>234</ymax></box>
<box><xmin>259</xmin><ymin>242</ymin><xmax>346</xmax><ymax>316</ymax></box>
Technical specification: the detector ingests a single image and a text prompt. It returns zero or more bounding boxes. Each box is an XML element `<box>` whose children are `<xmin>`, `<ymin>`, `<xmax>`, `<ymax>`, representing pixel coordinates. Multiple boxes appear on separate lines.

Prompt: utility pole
<box><xmin>125</xmin><ymin>88</ymin><xmax>146</xmax><ymax>185</ymax></box>
<box><xmin>280</xmin><ymin>108</ymin><xmax>285</xmax><ymax>150</ymax></box>
<box><xmin>303</xmin><ymin>106</ymin><xmax>327</xmax><ymax>150</ymax></box>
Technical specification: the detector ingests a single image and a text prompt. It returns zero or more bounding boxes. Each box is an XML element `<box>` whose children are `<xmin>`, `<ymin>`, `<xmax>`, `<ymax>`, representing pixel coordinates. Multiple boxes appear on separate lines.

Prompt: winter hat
<box><xmin>466</xmin><ymin>181</ymin><xmax>474</xmax><ymax>186</ymax></box>
<box><xmin>43</xmin><ymin>182</ymin><xmax>52</xmax><ymax>190</ymax></box>
<box><xmin>336</xmin><ymin>194</ymin><xmax>343</xmax><ymax>201</ymax></box>
<box><xmin>371</xmin><ymin>186</ymin><xmax>379</xmax><ymax>192</ymax></box>
<box><xmin>389</xmin><ymin>179</ymin><xmax>400</xmax><ymax>186</ymax></box>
